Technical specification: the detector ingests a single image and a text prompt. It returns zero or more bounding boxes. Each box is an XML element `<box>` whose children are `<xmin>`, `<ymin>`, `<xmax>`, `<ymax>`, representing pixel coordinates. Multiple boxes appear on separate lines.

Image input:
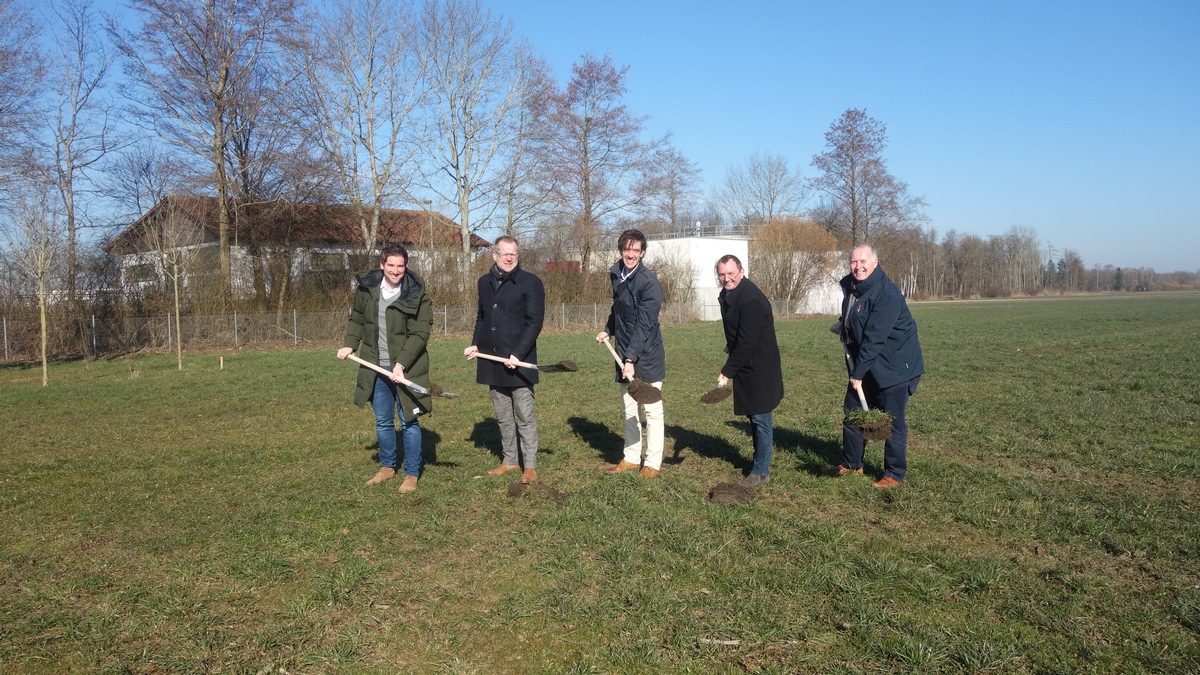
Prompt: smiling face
<box><xmin>716</xmin><ymin>259</ymin><xmax>743</xmax><ymax>291</ymax></box>
<box><xmin>380</xmin><ymin>254</ymin><xmax>406</xmax><ymax>287</ymax></box>
<box><xmin>492</xmin><ymin>240</ymin><xmax>518</xmax><ymax>273</ymax></box>
<box><xmin>849</xmin><ymin>245</ymin><xmax>878</xmax><ymax>282</ymax></box>
<box><xmin>621</xmin><ymin>241</ymin><xmax>645</xmax><ymax>270</ymax></box>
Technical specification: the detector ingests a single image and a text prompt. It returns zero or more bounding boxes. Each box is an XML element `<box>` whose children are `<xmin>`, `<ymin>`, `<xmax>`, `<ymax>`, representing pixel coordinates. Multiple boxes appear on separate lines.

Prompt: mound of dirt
<box><xmin>707</xmin><ymin>482</ymin><xmax>756</xmax><ymax>504</ymax></box>
<box><xmin>506</xmin><ymin>481</ymin><xmax>568</xmax><ymax>504</ymax></box>
<box><xmin>699</xmin><ymin>386</ymin><xmax>731</xmax><ymax>404</ymax></box>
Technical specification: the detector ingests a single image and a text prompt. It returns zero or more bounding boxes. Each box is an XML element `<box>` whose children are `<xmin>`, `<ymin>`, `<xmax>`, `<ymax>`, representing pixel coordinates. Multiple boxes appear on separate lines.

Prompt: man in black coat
<box><xmin>831</xmin><ymin>243</ymin><xmax>924</xmax><ymax>489</ymax></box>
<box><xmin>465</xmin><ymin>236</ymin><xmax>546</xmax><ymax>484</ymax></box>
<box><xmin>716</xmin><ymin>255</ymin><xmax>784</xmax><ymax>488</ymax></box>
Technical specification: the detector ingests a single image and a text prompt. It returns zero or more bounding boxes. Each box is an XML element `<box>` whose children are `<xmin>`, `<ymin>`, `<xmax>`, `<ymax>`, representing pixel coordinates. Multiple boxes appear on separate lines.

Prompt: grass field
<box><xmin>2</xmin><ymin>292</ymin><xmax>1198</xmax><ymax>673</ymax></box>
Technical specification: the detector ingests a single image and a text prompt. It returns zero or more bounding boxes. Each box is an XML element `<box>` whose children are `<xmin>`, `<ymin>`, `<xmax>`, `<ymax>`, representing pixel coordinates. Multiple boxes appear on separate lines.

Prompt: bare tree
<box><xmin>416</xmin><ymin>0</ymin><xmax>525</xmax><ymax>253</ymax></box>
<box><xmin>132</xmin><ymin>203</ymin><xmax>204</xmax><ymax>369</ymax></box>
<box><xmin>103</xmin><ymin>142</ymin><xmax>194</xmax><ymax>223</ymax></box>
<box><xmin>113</xmin><ymin>0</ymin><xmax>300</xmax><ymax>302</ymax></box>
<box><xmin>748</xmin><ymin>217</ymin><xmax>837</xmax><ymax>311</ymax></box>
<box><xmin>716</xmin><ymin>150</ymin><xmax>807</xmax><ymax>229</ymax></box>
<box><xmin>493</xmin><ymin>43</ymin><xmax>555</xmax><ymax>240</ymax></box>
<box><xmin>297</xmin><ymin>0</ymin><xmax>423</xmax><ymax>255</ymax></box>
<box><xmin>44</xmin><ymin>0</ymin><xmax>119</xmax><ymax>303</ymax></box>
<box><xmin>0</xmin><ymin>0</ymin><xmax>44</xmax><ymax>172</ymax></box>
<box><xmin>810</xmin><ymin>108</ymin><xmax>926</xmax><ymax>247</ymax></box>
<box><xmin>2</xmin><ymin>180</ymin><xmax>64</xmax><ymax>385</ymax></box>
<box><xmin>542</xmin><ymin>53</ymin><xmax>664</xmax><ymax>273</ymax></box>
<box><xmin>648</xmin><ymin>143</ymin><xmax>702</xmax><ymax>235</ymax></box>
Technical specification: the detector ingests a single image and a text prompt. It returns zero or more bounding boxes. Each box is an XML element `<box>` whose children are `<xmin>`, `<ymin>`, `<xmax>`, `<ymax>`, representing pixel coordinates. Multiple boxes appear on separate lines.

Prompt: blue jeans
<box><xmin>842</xmin><ymin>376</ymin><xmax>918</xmax><ymax>482</ymax></box>
<box><xmin>372</xmin><ymin>374</ymin><xmax>422</xmax><ymax>477</ymax></box>
<box><xmin>748</xmin><ymin>410</ymin><xmax>774</xmax><ymax>477</ymax></box>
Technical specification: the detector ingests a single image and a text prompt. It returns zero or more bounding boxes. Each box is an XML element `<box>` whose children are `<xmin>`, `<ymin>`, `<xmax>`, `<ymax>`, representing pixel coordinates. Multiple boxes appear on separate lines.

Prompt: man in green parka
<box><xmin>337</xmin><ymin>244</ymin><xmax>433</xmax><ymax>494</ymax></box>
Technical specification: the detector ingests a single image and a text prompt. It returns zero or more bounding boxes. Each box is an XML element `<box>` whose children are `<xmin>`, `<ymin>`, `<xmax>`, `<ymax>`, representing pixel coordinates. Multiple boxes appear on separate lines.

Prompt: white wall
<box><xmin>653</xmin><ymin>236</ymin><xmax>749</xmax><ymax>321</ymax></box>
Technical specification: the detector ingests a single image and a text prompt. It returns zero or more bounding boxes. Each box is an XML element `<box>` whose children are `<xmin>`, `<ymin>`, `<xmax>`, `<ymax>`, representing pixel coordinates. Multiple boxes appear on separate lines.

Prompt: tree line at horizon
<box><xmin>2</xmin><ymin>0</ymin><xmax>1196</xmax><ymax>326</ymax></box>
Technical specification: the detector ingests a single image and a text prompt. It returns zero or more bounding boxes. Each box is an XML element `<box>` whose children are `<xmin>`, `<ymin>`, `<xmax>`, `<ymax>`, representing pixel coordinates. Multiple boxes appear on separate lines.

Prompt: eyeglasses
<box><xmin>495</xmin><ymin>252</ymin><xmax>518</xmax><ymax>259</ymax></box>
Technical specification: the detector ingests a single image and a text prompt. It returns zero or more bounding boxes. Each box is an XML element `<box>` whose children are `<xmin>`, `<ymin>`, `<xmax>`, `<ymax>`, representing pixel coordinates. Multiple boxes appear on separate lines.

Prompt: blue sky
<box><xmin>494</xmin><ymin>0</ymin><xmax>1199</xmax><ymax>272</ymax></box>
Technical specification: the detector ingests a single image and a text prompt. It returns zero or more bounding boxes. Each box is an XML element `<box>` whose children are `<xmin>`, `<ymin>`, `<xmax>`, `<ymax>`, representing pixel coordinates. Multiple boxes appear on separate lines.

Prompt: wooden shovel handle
<box><xmin>602</xmin><ymin>337</ymin><xmax>624</xmax><ymax>367</ymax></box>
<box><xmin>471</xmin><ymin>352</ymin><xmax>536</xmax><ymax>369</ymax></box>
<box><xmin>853</xmin><ymin>381</ymin><xmax>869</xmax><ymax>411</ymax></box>
<box><xmin>345</xmin><ymin>353</ymin><xmax>430</xmax><ymax>395</ymax></box>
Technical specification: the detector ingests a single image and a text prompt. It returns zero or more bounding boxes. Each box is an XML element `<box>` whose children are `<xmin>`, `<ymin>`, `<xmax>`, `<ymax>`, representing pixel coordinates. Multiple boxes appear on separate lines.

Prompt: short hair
<box><xmin>493</xmin><ymin>235</ymin><xmax>518</xmax><ymax>252</ymax></box>
<box><xmin>850</xmin><ymin>243</ymin><xmax>878</xmax><ymax>260</ymax></box>
<box><xmin>380</xmin><ymin>243</ymin><xmax>409</xmax><ymax>265</ymax></box>
<box><xmin>617</xmin><ymin>229</ymin><xmax>647</xmax><ymax>253</ymax></box>
<box><xmin>715</xmin><ymin>254</ymin><xmax>743</xmax><ymax>271</ymax></box>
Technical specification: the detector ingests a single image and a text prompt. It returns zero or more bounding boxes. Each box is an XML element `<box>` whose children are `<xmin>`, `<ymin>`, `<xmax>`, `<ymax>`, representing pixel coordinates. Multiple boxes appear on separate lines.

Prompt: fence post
<box><xmin>91</xmin><ymin>314</ymin><xmax>97</xmax><ymax>358</ymax></box>
<box><xmin>443</xmin><ymin>306</ymin><xmax>448</xmax><ymax>335</ymax></box>
<box><xmin>234</xmin><ymin>311</ymin><xmax>239</xmax><ymax>349</ymax></box>
<box><xmin>167</xmin><ymin>313</ymin><xmax>173</xmax><ymax>351</ymax></box>
<box><xmin>3</xmin><ymin>316</ymin><xmax>7</xmax><ymax>361</ymax></box>
<box><xmin>561</xmin><ymin>303</ymin><xmax>566</xmax><ymax>330</ymax></box>
<box><xmin>293</xmin><ymin>309</ymin><xmax>298</xmax><ymax>345</ymax></box>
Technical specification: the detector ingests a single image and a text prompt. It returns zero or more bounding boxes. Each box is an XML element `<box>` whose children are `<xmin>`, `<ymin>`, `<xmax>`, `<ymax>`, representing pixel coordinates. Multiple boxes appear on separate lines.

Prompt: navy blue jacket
<box><xmin>471</xmin><ymin>265</ymin><xmax>545</xmax><ymax>387</ymax></box>
<box><xmin>604</xmin><ymin>260</ymin><xmax>666</xmax><ymax>383</ymax></box>
<box><xmin>839</xmin><ymin>265</ymin><xmax>924</xmax><ymax>389</ymax></box>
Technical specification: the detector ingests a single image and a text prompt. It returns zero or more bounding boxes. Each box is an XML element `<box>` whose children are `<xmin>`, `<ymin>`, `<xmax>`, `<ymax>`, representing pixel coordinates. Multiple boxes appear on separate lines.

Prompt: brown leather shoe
<box><xmin>605</xmin><ymin>460</ymin><xmax>641</xmax><ymax>474</ymax></box>
<box><xmin>639</xmin><ymin>466</ymin><xmax>660</xmax><ymax>478</ymax></box>
<box><xmin>366</xmin><ymin>467</ymin><xmax>396</xmax><ymax>485</ymax></box>
<box><xmin>398</xmin><ymin>475</ymin><xmax>419</xmax><ymax>493</ymax></box>
<box><xmin>487</xmin><ymin>463</ymin><xmax>521</xmax><ymax>476</ymax></box>
<box><xmin>521</xmin><ymin>468</ymin><xmax>537</xmax><ymax>484</ymax></box>
<box><xmin>832</xmin><ymin>464</ymin><xmax>864</xmax><ymax>477</ymax></box>
<box><xmin>872</xmin><ymin>476</ymin><xmax>902</xmax><ymax>489</ymax></box>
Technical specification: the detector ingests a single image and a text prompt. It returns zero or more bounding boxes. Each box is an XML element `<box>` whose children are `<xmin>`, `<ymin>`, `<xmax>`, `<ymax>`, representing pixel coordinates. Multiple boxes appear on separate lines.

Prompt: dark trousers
<box><xmin>841</xmin><ymin>376</ymin><xmax>919</xmax><ymax>482</ymax></box>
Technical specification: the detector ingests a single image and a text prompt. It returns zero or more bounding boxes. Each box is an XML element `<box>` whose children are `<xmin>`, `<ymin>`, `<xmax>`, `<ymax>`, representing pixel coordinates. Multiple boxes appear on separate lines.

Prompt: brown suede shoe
<box><xmin>398</xmin><ymin>475</ymin><xmax>419</xmax><ymax>493</ymax></box>
<box><xmin>487</xmin><ymin>463</ymin><xmax>521</xmax><ymax>476</ymax></box>
<box><xmin>639</xmin><ymin>466</ymin><xmax>660</xmax><ymax>478</ymax></box>
<box><xmin>366</xmin><ymin>467</ymin><xmax>396</xmax><ymax>485</ymax></box>
<box><xmin>872</xmin><ymin>476</ymin><xmax>902</xmax><ymax>489</ymax></box>
<box><xmin>832</xmin><ymin>464</ymin><xmax>864</xmax><ymax>477</ymax></box>
<box><xmin>521</xmin><ymin>468</ymin><xmax>537</xmax><ymax>484</ymax></box>
<box><xmin>605</xmin><ymin>460</ymin><xmax>641</xmax><ymax>474</ymax></box>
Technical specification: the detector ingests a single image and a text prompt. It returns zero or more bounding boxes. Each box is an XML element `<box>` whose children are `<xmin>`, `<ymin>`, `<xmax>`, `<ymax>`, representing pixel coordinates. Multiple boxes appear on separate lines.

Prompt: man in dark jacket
<box><xmin>337</xmin><ymin>244</ymin><xmax>433</xmax><ymax>494</ymax></box>
<box><xmin>464</xmin><ymin>236</ymin><xmax>546</xmax><ymax>485</ymax></box>
<box><xmin>716</xmin><ymin>255</ymin><xmax>784</xmax><ymax>488</ymax></box>
<box><xmin>596</xmin><ymin>229</ymin><xmax>666</xmax><ymax>478</ymax></box>
<box><xmin>831</xmin><ymin>243</ymin><xmax>924</xmax><ymax>489</ymax></box>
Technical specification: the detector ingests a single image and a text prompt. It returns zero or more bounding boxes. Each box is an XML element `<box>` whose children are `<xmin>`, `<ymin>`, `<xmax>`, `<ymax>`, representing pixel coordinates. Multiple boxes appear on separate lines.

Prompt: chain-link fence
<box><xmin>2</xmin><ymin>300</ymin><xmax>735</xmax><ymax>363</ymax></box>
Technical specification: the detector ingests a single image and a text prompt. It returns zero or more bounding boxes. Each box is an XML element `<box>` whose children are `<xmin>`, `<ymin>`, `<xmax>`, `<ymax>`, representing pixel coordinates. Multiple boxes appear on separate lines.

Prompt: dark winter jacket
<box><xmin>471</xmin><ymin>264</ymin><xmax>545</xmax><ymax>388</ymax></box>
<box><xmin>719</xmin><ymin>276</ymin><xmax>784</xmax><ymax>416</ymax></box>
<box><xmin>604</xmin><ymin>260</ymin><xmax>666</xmax><ymax>383</ymax></box>
<box><xmin>343</xmin><ymin>268</ymin><xmax>433</xmax><ymax>418</ymax></box>
<box><xmin>839</xmin><ymin>264</ymin><xmax>924</xmax><ymax>389</ymax></box>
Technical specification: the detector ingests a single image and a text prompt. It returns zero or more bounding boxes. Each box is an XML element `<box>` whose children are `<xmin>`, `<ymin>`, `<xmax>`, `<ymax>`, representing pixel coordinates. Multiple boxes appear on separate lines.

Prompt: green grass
<box><xmin>2</xmin><ymin>292</ymin><xmax>1198</xmax><ymax>672</ymax></box>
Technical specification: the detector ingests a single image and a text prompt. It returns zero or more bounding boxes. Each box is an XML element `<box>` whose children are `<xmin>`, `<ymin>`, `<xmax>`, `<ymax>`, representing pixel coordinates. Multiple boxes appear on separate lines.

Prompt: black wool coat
<box><xmin>839</xmin><ymin>264</ymin><xmax>925</xmax><ymax>389</ymax></box>
<box><xmin>604</xmin><ymin>260</ymin><xmax>666</xmax><ymax>383</ymax></box>
<box><xmin>471</xmin><ymin>265</ymin><xmax>545</xmax><ymax>387</ymax></box>
<box><xmin>719</xmin><ymin>276</ymin><xmax>784</xmax><ymax>416</ymax></box>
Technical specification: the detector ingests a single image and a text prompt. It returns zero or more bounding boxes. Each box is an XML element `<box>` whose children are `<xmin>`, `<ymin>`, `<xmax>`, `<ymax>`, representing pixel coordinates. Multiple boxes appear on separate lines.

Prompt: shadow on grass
<box><xmin>723</xmin><ymin>420</ymin><xmax>844</xmax><ymax>477</ymax></box>
<box><xmin>669</xmin><ymin>424</ymin><xmax>747</xmax><ymax>473</ymax></box>
<box><xmin>567</xmin><ymin>416</ymin><xmax>623</xmax><ymax>464</ymax></box>
<box><xmin>467</xmin><ymin>420</ymin><xmax>558</xmax><ymax>464</ymax></box>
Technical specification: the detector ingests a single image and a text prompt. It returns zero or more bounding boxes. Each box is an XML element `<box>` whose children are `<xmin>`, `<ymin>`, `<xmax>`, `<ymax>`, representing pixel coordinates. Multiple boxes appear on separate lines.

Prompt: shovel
<box><xmin>471</xmin><ymin>351</ymin><xmax>579</xmax><ymax>373</ymax></box>
<box><xmin>699</xmin><ymin>381</ymin><xmax>731</xmax><ymax>404</ymax></box>
<box><xmin>345</xmin><ymin>353</ymin><xmax>459</xmax><ymax>398</ymax></box>
<box><xmin>601</xmin><ymin>338</ymin><xmax>662</xmax><ymax>404</ymax></box>
<box><xmin>843</xmin><ymin>350</ymin><xmax>891</xmax><ymax>441</ymax></box>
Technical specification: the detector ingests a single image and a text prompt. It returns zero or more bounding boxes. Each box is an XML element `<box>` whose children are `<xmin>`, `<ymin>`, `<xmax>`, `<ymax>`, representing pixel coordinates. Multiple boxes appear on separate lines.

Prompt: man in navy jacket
<box><xmin>465</xmin><ymin>236</ymin><xmax>546</xmax><ymax>484</ymax></box>
<box><xmin>831</xmin><ymin>243</ymin><xmax>925</xmax><ymax>488</ymax></box>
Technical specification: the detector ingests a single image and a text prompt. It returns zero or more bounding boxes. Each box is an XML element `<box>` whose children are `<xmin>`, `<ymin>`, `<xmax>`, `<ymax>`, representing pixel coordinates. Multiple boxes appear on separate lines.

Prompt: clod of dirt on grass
<box><xmin>707</xmin><ymin>482</ymin><xmax>756</xmax><ymax>504</ymax></box>
<box><xmin>506</xmin><ymin>481</ymin><xmax>568</xmax><ymax>504</ymax></box>
<box><xmin>845</xmin><ymin>408</ymin><xmax>894</xmax><ymax>441</ymax></box>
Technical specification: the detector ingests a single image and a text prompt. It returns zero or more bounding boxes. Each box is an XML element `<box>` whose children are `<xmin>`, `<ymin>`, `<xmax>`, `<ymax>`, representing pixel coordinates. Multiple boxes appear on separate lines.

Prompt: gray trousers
<box><xmin>489</xmin><ymin>385</ymin><xmax>538</xmax><ymax>468</ymax></box>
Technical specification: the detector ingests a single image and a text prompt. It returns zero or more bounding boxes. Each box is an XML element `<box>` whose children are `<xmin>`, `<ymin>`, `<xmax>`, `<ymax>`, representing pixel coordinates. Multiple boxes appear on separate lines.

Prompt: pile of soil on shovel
<box><xmin>699</xmin><ymin>386</ymin><xmax>731</xmax><ymax>404</ymax></box>
<box><xmin>845</xmin><ymin>408</ymin><xmax>894</xmax><ymax>441</ymax></box>
<box><xmin>507</xmin><ymin>481</ymin><xmax>568</xmax><ymax>504</ymax></box>
<box><xmin>627</xmin><ymin>378</ymin><xmax>662</xmax><ymax>404</ymax></box>
<box><xmin>707</xmin><ymin>482</ymin><xmax>756</xmax><ymax>504</ymax></box>
<box><xmin>556</xmin><ymin>360</ymin><xmax>579</xmax><ymax>372</ymax></box>
<box><xmin>430</xmin><ymin>383</ymin><xmax>447</xmax><ymax>396</ymax></box>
